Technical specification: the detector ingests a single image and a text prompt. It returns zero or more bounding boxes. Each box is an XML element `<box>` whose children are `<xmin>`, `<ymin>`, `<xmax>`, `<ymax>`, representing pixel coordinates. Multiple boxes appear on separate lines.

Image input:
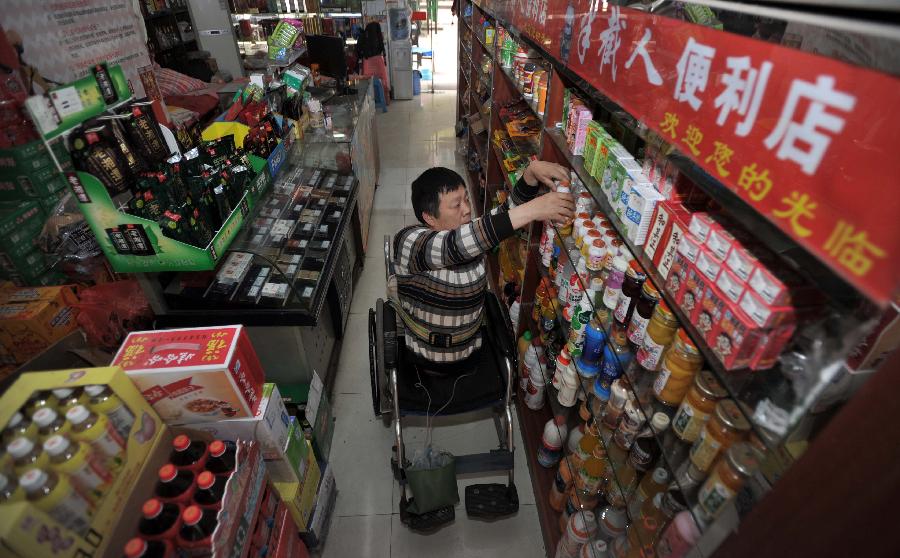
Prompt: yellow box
<box><xmin>0</xmin><ymin>366</ymin><xmax>169</xmax><ymax>558</ymax></box>
<box><xmin>0</xmin><ymin>285</ymin><xmax>79</xmax><ymax>363</ymax></box>
<box><xmin>273</xmin><ymin>440</ymin><xmax>320</xmax><ymax>531</ymax></box>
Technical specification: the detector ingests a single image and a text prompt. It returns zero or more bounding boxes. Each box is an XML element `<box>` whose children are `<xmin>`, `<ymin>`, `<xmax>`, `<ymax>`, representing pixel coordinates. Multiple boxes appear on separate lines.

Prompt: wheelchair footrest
<box><xmin>399</xmin><ymin>496</ymin><xmax>455</xmax><ymax>532</ymax></box>
<box><xmin>465</xmin><ymin>482</ymin><xmax>519</xmax><ymax>519</ymax></box>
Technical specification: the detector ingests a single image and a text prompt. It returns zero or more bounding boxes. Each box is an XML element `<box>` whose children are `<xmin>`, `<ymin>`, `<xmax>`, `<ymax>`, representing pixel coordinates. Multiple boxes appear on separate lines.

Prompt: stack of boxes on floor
<box><xmin>516</xmin><ymin>92</ymin><xmax>831</xmax><ymax>558</ymax></box>
<box><xmin>0</xmin><ymin>285</ymin><xmax>80</xmax><ymax>376</ymax></box>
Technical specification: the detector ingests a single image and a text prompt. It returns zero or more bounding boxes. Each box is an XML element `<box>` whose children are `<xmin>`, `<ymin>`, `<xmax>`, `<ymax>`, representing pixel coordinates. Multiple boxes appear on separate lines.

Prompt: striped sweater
<box><xmin>393</xmin><ymin>176</ymin><xmax>541</xmax><ymax>362</ymax></box>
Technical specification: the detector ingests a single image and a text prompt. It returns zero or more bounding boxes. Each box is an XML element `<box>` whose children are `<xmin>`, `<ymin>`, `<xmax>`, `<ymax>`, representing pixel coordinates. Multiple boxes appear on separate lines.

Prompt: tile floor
<box><xmin>316</xmin><ymin>93</ymin><xmax>545</xmax><ymax>558</ymax></box>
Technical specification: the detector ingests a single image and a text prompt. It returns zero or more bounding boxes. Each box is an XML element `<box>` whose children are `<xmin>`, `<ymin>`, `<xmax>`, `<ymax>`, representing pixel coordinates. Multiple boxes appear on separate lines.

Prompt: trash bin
<box><xmin>413</xmin><ymin>70</ymin><xmax>421</xmax><ymax>95</ymax></box>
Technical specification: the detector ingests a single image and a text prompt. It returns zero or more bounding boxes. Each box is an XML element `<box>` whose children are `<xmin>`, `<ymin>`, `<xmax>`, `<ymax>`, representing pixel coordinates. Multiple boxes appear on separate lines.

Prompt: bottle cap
<box><xmin>158</xmin><ymin>464</ymin><xmax>178</xmax><ymax>483</ymax></box>
<box><xmin>197</xmin><ymin>471</ymin><xmax>216</xmax><ymax>490</ymax></box>
<box><xmin>142</xmin><ymin>498</ymin><xmax>163</xmax><ymax>519</ymax></box>
<box><xmin>124</xmin><ymin>538</ymin><xmax>148</xmax><ymax>558</ymax></box>
<box><xmin>32</xmin><ymin>407</ymin><xmax>58</xmax><ymax>428</ymax></box>
<box><xmin>51</xmin><ymin>388</ymin><xmax>75</xmax><ymax>399</ymax></box>
<box><xmin>651</xmin><ymin>412</ymin><xmax>670</xmax><ymax>432</ymax></box>
<box><xmin>8</xmin><ymin>436</ymin><xmax>35</xmax><ymax>458</ymax></box>
<box><xmin>42</xmin><ymin>435</ymin><xmax>70</xmax><ymax>457</ymax></box>
<box><xmin>209</xmin><ymin>440</ymin><xmax>226</xmax><ymax>458</ymax></box>
<box><xmin>652</xmin><ymin>467</ymin><xmax>669</xmax><ymax>485</ymax></box>
<box><xmin>173</xmin><ymin>434</ymin><xmax>191</xmax><ymax>452</ymax></box>
<box><xmin>182</xmin><ymin>505</ymin><xmax>203</xmax><ymax>526</ymax></box>
<box><xmin>65</xmin><ymin>405</ymin><xmax>91</xmax><ymax>425</ymax></box>
<box><xmin>7</xmin><ymin>412</ymin><xmax>23</xmax><ymax>428</ymax></box>
<box><xmin>83</xmin><ymin>385</ymin><xmax>106</xmax><ymax>397</ymax></box>
<box><xmin>19</xmin><ymin>469</ymin><xmax>48</xmax><ymax>492</ymax></box>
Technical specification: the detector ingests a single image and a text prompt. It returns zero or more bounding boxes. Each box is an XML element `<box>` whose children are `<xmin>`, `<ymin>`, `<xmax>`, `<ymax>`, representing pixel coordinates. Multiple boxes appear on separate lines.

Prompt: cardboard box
<box><xmin>304</xmin><ymin>371</ymin><xmax>334</xmax><ymax>462</ymax></box>
<box><xmin>273</xmin><ymin>450</ymin><xmax>321</xmax><ymax>531</ymax></box>
<box><xmin>265</xmin><ymin>416</ymin><xmax>310</xmax><ymax>483</ymax></box>
<box><xmin>186</xmin><ymin>383</ymin><xmax>291</xmax><ymax>460</ymax></box>
<box><xmin>0</xmin><ymin>285</ymin><xmax>79</xmax><ymax>363</ymax></box>
<box><xmin>738</xmin><ymin>289</ymin><xmax>795</xmax><ymax>329</ymax></box>
<box><xmin>582</xmin><ymin>121</ymin><xmax>603</xmax><ymax>175</ymax></box>
<box><xmin>301</xmin><ymin>463</ymin><xmax>336</xmax><ymax>550</ymax></box>
<box><xmin>270</xmin><ymin>503</ymin><xmax>309</xmax><ymax>558</ymax></box>
<box><xmin>0</xmin><ymin>201</ymin><xmax>45</xmax><ymax>259</ymax></box>
<box><xmin>716</xmin><ymin>266</ymin><xmax>746</xmax><ymax>304</ymax></box>
<box><xmin>646</xmin><ymin>202</ymin><xmax>692</xmax><ymax>280</ymax></box>
<box><xmin>693</xmin><ymin>284</ymin><xmax>727</xmax><ymax>339</ymax></box>
<box><xmin>747</xmin><ymin>264</ymin><xmax>818</xmax><ymax>307</ymax></box>
<box><xmin>706</xmin><ymin>222</ymin><xmax>736</xmax><ymax>261</ymax></box>
<box><xmin>695</xmin><ymin>246</ymin><xmax>724</xmax><ymax>282</ymax></box>
<box><xmin>688</xmin><ymin>212</ymin><xmax>716</xmax><ymax>243</ymax></box>
<box><xmin>624</xmin><ymin>183</ymin><xmax>664</xmax><ymax>246</ymax></box>
<box><xmin>710</xmin><ymin>302</ymin><xmax>768</xmax><ymax>370</ymax></box>
<box><xmin>724</xmin><ymin>242</ymin><xmax>759</xmax><ymax>283</ymax></box>
<box><xmin>665</xmin><ymin>252</ymin><xmax>691</xmax><ymax>306</ymax></box>
<box><xmin>750</xmin><ymin>323</ymin><xmax>796</xmax><ymax>371</ymax></box>
<box><xmin>680</xmin><ymin>262</ymin><xmax>709</xmax><ymax>318</ymax></box>
<box><xmin>209</xmin><ymin>440</ymin><xmax>268</xmax><ymax>558</ymax></box>
<box><xmin>112</xmin><ymin>325</ymin><xmax>265</xmax><ymax>424</ymax></box>
<box><xmin>676</xmin><ymin>231</ymin><xmax>702</xmax><ymax>264</ymax></box>
<box><xmin>0</xmin><ymin>366</ymin><xmax>169</xmax><ymax>558</ymax></box>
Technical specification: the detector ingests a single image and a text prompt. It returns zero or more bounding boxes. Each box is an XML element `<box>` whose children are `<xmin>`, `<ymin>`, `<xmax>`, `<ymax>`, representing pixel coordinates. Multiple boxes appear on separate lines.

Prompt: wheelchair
<box><xmin>368</xmin><ymin>235</ymin><xmax>520</xmax><ymax>530</ymax></box>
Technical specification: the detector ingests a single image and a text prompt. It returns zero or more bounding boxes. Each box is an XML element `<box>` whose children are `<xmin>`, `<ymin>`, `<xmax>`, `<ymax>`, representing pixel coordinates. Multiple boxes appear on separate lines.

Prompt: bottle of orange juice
<box><xmin>84</xmin><ymin>385</ymin><xmax>134</xmax><ymax>439</ymax></box>
<box><xmin>66</xmin><ymin>406</ymin><xmax>126</xmax><ymax>468</ymax></box>
<box><xmin>19</xmin><ymin>468</ymin><xmax>93</xmax><ymax>535</ymax></box>
<box><xmin>33</xmin><ymin>408</ymin><xmax>72</xmax><ymax>443</ymax></box>
<box><xmin>8</xmin><ymin>436</ymin><xmax>50</xmax><ymax>476</ymax></box>
<box><xmin>44</xmin><ymin>434</ymin><xmax>113</xmax><ymax>502</ymax></box>
<box><xmin>3</xmin><ymin>412</ymin><xmax>38</xmax><ymax>444</ymax></box>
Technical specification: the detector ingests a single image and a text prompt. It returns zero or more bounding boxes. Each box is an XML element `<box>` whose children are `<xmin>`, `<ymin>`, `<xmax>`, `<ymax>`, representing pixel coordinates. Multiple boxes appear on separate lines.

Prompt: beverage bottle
<box><xmin>655</xmin><ymin>511</ymin><xmax>701</xmax><ymax>558</ymax></box>
<box><xmin>597</xmin><ymin>324</ymin><xmax>633</xmax><ymax>391</ymax></box>
<box><xmin>44</xmin><ymin>434</ymin><xmax>112</xmax><ymax>500</ymax></box>
<box><xmin>67</xmin><ymin>405</ymin><xmax>126</xmax><ymax>466</ymax></box>
<box><xmin>569</xmin><ymin>420</ymin><xmax>599</xmax><ymax>473</ymax></box>
<box><xmin>205</xmin><ymin>440</ymin><xmax>236</xmax><ymax>475</ymax></box>
<box><xmin>138</xmin><ymin>497</ymin><xmax>182</xmax><ymax>540</ymax></box>
<box><xmin>567</xmin><ymin>279</ymin><xmax>600</xmax><ymax>359</ymax></box>
<box><xmin>23</xmin><ymin>391</ymin><xmax>59</xmax><ymax>418</ymax></box>
<box><xmin>3</xmin><ymin>412</ymin><xmax>38</xmax><ymax>443</ymax></box>
<box><xmin>533</xmin><ymin>280</ymin><xmax>549</xmax><ymax>322</ymax></box>
<box><xmin>566</xmin><ymin>259</ymin><xmax>589</xmax><ymax>309</ymax></box>
<box><xmin>194</xmin><ymin>470</ymin><xmax>226</xmax><ymax>508</ymax></box>
<box><xmin>627</xmin><ymin>467</ymin><xmax>669</xmax><ymax>521</ymax></box>
<box><xmin>156</xmin><ymin>464</ymin><xmax>195</xmax><ymax>505</ymax></box>
<box><xmin>176</xmin><ymin>505</ymin><xmax>217</xmax><ymax>551</ymax></box>
<box><xmin>602</xmin><ymin>257</ymin><xmax>628</xmax><ymax>313</ymax></box>
<box><xmin>0</xmin><ymin>472</ymin><xmax>24</xmax><ymax>503</ymax></box>
<box><xmin>8</xmin><ymin>436</ymin><xmax>50</xmax><ymax>475</ymax></box>
<box><xmin>124</xmin><ymin>537</ymin><xmax>175</xmax><ymax>558</ymax></box>
<box><xmin>596</xmin><ymin>505</ymin><xmax>627</xmax><ymax>543</ymax></box>
<box><xmin>171</xmin><ymin>435</ymin><xmax>208</xmax><ymax>473</ymax></box>
<box><xmin>52</xmin><ymin>388</ymin><xmax>89</xmax><ymax>412</ymax></box>
<box><xmin>537</xmin><ymin>415</ymin><xmax>568</xmax><ymax>468</ymax></box>
<box><xmin>84</xmin><ymin>385</ymin><xmax>135</xmax><ymax>439</ymax></box>
<box><xmin>32</xmin><ymin>407</ymin><xmax>71</xmax><ymax>442</ymax></box>
<box><xmin>548</xmin><ymin>458</ymin><xmax>574</xmax><ymax>512</ymax></box>
<box><xmin>517</xmin><ymin>330</ymin><xmax>534</xmax><ymax>364</ymax></box>
<box><xmin>19</xmin><ymin>468</ymin><xmax>93</xmax><ymax>534</ymax></box>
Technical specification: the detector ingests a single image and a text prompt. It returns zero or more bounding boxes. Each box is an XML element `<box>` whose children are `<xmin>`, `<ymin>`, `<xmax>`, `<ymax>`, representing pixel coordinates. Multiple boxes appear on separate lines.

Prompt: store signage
<box><xmin>479</xmin><ymin>0</ymin><xmax>900</xmax><ymax>304</ymax></box>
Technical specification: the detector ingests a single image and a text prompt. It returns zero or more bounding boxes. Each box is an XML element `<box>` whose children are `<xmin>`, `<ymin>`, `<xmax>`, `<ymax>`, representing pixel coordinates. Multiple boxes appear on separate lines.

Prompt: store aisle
<box><xmin>318</xmin><ymin>93</ymin><xmax>545</xmax><ymax>558</ymax></box>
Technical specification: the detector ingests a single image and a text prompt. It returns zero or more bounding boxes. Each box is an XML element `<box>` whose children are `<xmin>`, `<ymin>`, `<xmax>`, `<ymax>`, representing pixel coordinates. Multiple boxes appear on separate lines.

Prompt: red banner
<box><xmin>482</xmin><ymin>0</ymin><xmax>900</xmax><ymax>304</ymax></box>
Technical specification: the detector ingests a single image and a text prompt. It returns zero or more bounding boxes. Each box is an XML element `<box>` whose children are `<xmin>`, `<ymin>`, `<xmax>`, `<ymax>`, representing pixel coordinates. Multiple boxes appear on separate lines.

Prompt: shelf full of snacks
<box><xmin>459</xmin><ymin>0</ymin><xmax>900</xmax><ymax>556</ymax></box>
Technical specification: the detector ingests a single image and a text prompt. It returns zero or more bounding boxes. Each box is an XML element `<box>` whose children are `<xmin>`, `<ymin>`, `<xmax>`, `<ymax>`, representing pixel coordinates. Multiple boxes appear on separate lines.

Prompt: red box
<box><xmin>706</xmin><ymin>222</ymin><xmax>736</xmax><ymax>261</ymax></box>
<box><xmin>647</xmin><ymin>202</ymin><xmax>692</xmax><ymax>278</ymax></box>
<box><xmin>645</xmin><ymin>201</ymin><xmax>676</xmax><ymax>264</ymax></box>
<box><xmin>112</xmin><ymin>325</ymin><xmax>265</xmax><ymax>424</ymax></box>
<box><xmin>680</xmin><ymin>262</ymin><xmax>709</xmax><ymax>318</ymax></box>
<box><xmin>665</xmin><ymin>252</ymin><xmax>691</xmax><ymax>306</ymax></box>
<box><xmin>725</xmin><ymin>241</ymin><xmax>760</xmax><ymax>282</ymax></box>
<box><xmin>710</xmin><ymin>301</ymin><xmax>768</xmax><ymax>370</ymax></box>
<box><xmin>688</xmin><ymin>212</ymin><xmax>716</xmax><ymax>242</ymax></box>
<box><xmin>716</xmin><ymin>267</ymin><xmax>746</xmax><ymax>304</ymax></box>
<box><xmin>747</xmin><ymin>264</ymin><xmax>818</xmax><ymax>307</ymax></box>
<box><xmin>695</xmin><ymin>246</ymin><xmax>724</xmax><ymax>282</ymax></box>
<box><xmin>750</xmin><ymin>323</ymin><xmax>797</xmax><ymax>371</ymax></box>
<box><xmin>738</xmin><ymin>289</ymin><xmax>795</xmax><ymax>329</ymax></box>
<box><xmin>272</xmin><ymin>504</ymin><xmax>309</xmax><ymax>558</ymax></box>
<box><xmin>676</xmin><ymin>230</ymin><xmax>702</xmax><ymax>265</ymax></box>
<box><xmin>692</xmin><ymin>284</ymin><xmax>727</xmax><ymax>340</ymax></box>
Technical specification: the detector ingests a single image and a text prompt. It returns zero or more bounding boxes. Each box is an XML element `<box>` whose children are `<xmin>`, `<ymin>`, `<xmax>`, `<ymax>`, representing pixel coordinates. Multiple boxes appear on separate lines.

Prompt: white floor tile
<box><xmin>333</xmin><ymin>314</ymin><xmax>371</xmax><ymax>395</ymax></box>
<box><xmin>318</xmin><ymin>514</ymin><xmax>392</xmax><ymax>558</ymax></box>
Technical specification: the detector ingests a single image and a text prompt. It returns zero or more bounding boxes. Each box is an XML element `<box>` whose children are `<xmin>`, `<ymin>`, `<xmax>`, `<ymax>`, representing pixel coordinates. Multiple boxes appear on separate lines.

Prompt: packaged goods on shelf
<box><xmin>272</xmin><ymin>449</ymin><xmax>320</xmax><ymax>531</ymax></box>
<box><xmin>266</xmin><ymin>416</ymin><xmax>311</xmax><ymax>483</ymax></box>
<box><xmin>112</xmin><ymin>325</ymin><xmax>265</xmax><ymax>424</ymax></box>
<box><xmin>0</xmin><ymin>285</ymin><xmax>79</xmax><ymax>365</ymax></box>
<box><xmin>301</xmin><ymin>463</ymin><xmax>336</xmax><ymax>550</ymax></box>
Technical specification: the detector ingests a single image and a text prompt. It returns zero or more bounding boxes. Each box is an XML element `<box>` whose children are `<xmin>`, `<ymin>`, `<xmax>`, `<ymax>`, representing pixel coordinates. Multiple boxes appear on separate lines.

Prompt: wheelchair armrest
<box><xmin>482</xmin><ymin>292</ymin><xmax>517</xmax><ymax>368</ymax></box>
<box><xmin>382</xmin><ymin>299</ymin><xmax>399</xmax><ymax>368</ymax></box>
<box><xmin>383</xmin><ymin>234</ymin><xmax>395</xmax><ymax>284</ymax></box>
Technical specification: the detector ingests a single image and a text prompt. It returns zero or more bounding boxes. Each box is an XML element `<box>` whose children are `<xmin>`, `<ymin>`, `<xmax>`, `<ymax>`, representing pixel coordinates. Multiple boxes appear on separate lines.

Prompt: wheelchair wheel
<box><xmin>368</xmin><ymin>307</ymin><xmax>381</xmax><ymax>417</ymax></box>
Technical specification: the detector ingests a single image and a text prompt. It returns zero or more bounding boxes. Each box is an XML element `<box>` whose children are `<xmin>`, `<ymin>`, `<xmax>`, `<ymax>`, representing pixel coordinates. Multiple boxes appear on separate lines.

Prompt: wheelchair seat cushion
<box><xmin>396</xmin><ymin>336</ymin><xmax>507</xmax><ymax>416</ymax></box>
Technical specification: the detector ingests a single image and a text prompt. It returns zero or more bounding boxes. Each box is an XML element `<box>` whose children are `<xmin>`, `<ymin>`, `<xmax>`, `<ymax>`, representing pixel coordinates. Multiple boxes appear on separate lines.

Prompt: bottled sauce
<box><xmin>613</xmin><ymin>261</ymin><xmax>646</xmax><ymax>326</ymax></box>
<box><xmin>44</xmin><ymin>435</ymin><xmax>112</xmax><ymax>497</ymax></box>
<box><xmin>602</xmin><ymin>258</ymin><xmax>628</xmax><ymax>311</ymax></box>
<box><xmin>171</xmin><ymin>435</ymin><xmax>208</xmax><ymax>473</ymax></box>
<box><xmin>8</xmin><ymin>436</ymin><xmax>50</xmax><ymax>475</ymax></box>
<box><xmin>626</xmin><ymin>281</ymin><xmax>659</xmax><ymax>349</ymax></box>
<box><xmin>656</xmin><ymin>511</ymin><xmax>701</xmax><ymax>558</ymax></box>
<box><xmin>635</xmin><ymin>302</ymin><xmax>679</xmax><ymax>371</ymax></box>
<box><xmin>627</xmin><ymin>467</ymin><xmax>669</xmax><ymax>521</ymax></box>
<box><xmin>0</xmin><ymin>472</ymin><xmax>24</xmax><ymax>503</ymax></box>
<box><xmin>541</xmin><ymin>305</ymin><xmax>557</xmax><ymax>340</ymax></box>
<box><xmin>33</xmin><ymin>407</ymin><xmax>71</xmax><ymax>442</ymax></box>
<box><xmin>694</xmin><ymin>442</ymin><xmax>759</xmax><ymax>523</ymax></box>
<box><xmin>20</xmin><ymin>468</ymin><xmax>93</xmax><ymax>534</ymax></box>
<box><xmin>206</xmin><ymin>440</ymin><xmax>236</xmax><ymax>475</ymax></box>
<box><xmin>671</xmin><ymin>370</ymin><xmax>727</xmax><ymax>443</ymax></box>
<box><xmin>124</xmin><ymin>537</ymin><xmax>174</xmax><ymax>558</ymax></box>
<box><xmin>84</xmin><ymin>384</ymin><xmax>135</xmax><ymax>439</ymax></box>
<box><xmin>689</xmin><ymin>400</ymin><xmax>751</xmax><ymax>473</ymax></box>
<box><xmin>177</xmin><ymin>505</ymin><xmax>217</xmax><ymax>550</ymax></box>
<box><xmin>653</xmin><ymin>330</ymin><xmax>703</xmax><ymax>408</ymax></box>
<box><xmin>194</xmin><ymin>471</ymin><xmax>226</xmax><ymax>508</ymax></box>
<box><xmin>156</xmin><ymin>464</ymin><xmax>195</xmax><ymax>504</ymax></box>
<box><xmin>3</xmin><ymin>412</ymin><xmax>37</xmax><ymax>443</ymax></box>
<box><xmin>67</xmin><ymin>405</ymin><xmax>126</xmax><ymax>465</ymax></box>
<box><xmin>52</xmin><ymin>388</ymin><xmax>88</xmax><ymax>411</ymax></box>
<box><xmin>139</xmin><ymin>498</ymin><xmax>182</xmax><ymax>540</ymax></box>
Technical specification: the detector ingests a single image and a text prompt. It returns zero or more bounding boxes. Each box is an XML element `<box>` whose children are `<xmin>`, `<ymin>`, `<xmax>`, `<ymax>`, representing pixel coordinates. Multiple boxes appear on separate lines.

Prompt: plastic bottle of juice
<box><xmin>194</xmin><ymin>471</ymin><xmax>226</xmax><ymax>509</ymax></box>
<box><xmin>205</xmin><ymin>440</ymin><xmax>236</xmax><ymax>475</ymax></box>
<box><xmin>8</xmin><ymin>436</ymin><xmax>50</xmax><ymax>475</ymax></box>
<box><xmin>23</xmin><ymin>391</ymin><xmax>59</xmax><ymax>418</ymax></box>
<box><xmin>19</xmin><ymin>468</ymin><xmax>93</xmax><ymax>534</ymax></box>
<box><xmin>84</xmin><ymin>385</ymin><xmax>135</xmax><ymax>439</ymax></box>
<box><xmin>32</xmin><ymin>408</ymin><xmax>71</xmax><ymax>442</ymax></box>
<box><xmin>44</xmin><ymin>434</ymin><xmax>112</xmax><ymax>500</ymax></box>
<box><xmin>66</xmin><ymin>405</ymin><xmax>126</xmax><ymax>466</ymax></box>
<box><xmin>138</xmin><ymin>498</ymin><xmax>182</xmax><ymax>540</ymax></box>
<box><xmin>124</xmin><ymin>537</ymin><xmax>175</xmax><ymax>558</ymax></box>
<box><xmin>171</xmin><ymin>435</ymin><xmax>208</xmax><ymax>473</ymax></box>
<box><xmin>3</xmin><ymin>412</ymin><xmax>38</xmax><ymax>444</ymax></box>
<box><xmin>177</xmin><ymin>505</ymin><xmax>217</xmax><ymax>551</ymax></box>
<box><xmin>52</xmin><ymin>388</ymin><xmax>89</xmax><ymax>412</ymax></box>
<box><xmin>0</xmin><ymin>472</ymin><xmax>24</xmax><ymax>503</ymax></box>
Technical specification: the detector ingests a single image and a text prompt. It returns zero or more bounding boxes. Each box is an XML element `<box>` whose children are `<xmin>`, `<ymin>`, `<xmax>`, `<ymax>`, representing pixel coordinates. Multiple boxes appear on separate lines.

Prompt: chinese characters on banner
<box><xmin>479</xmin><ymin>0</ymin><xmax>900</xmax><ymax>304</ymax></box>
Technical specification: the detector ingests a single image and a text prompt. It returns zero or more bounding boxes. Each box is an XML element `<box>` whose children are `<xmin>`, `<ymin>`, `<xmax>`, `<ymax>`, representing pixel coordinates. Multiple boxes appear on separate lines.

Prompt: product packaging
<box><xmin>692</xmin><ymin>284</ymin><xmax>727</xmax><ymax>339</ymax></box>
<box><xmin>709</xmin><ymin>302</ymin><xmax>769</xmax><ymax>370</ymax></box>
<box><xmin>694</xmin><ymin>246</ymin><xmax>724</xmax><ymax>282</ymax></box>
<box><xmin>112</xmin><ymin>325</ymin><xmax>265</xmax><ymax>424</ymax></box>
<box><xmin>265</xmin><ymin>416</ymin><xmax>310</xmax><ymax>483</ymax></box>
<box><xmin>0</xmin><ymin>285</ymin><xmax>79</xmax><ymax>364</ymax></box>
<box><xmin>688</xmin><ymin>212</ymin><xmax>716</xmax><ymax>243</ymax></box>
<box><xmin>301</xmin><ymin>463</ymin><xmax>336</xmax><ymax>549</ymax></box>
<box><xmin>0</xmin><ymin>200</ymin><xmax>45</xmax><ymax>259</ymax></box>
<box><xmin>273</xmin><ymin>449</ymin><xmax>321</xmax><ymax>531</ymax></box>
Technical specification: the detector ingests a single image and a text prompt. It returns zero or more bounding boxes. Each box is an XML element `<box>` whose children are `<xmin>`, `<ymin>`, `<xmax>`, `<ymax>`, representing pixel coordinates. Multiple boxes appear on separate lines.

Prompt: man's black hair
<box><xmin>411</xmin><ymin>167</ymin><xmax>466</xmax><ymax>224</ymax></box>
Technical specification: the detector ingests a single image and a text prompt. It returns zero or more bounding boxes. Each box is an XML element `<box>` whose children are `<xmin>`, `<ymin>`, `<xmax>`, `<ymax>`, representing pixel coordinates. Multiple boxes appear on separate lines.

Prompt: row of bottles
<box><xmin>516</xmin><ymin>173</ymin><xmax>766</xmax><ymax>557</ymax></box>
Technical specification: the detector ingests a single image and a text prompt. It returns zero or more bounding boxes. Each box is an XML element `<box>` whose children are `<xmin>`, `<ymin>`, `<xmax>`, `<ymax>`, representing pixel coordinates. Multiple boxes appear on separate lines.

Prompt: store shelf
<box><xmin>496</xmin><ymin>63</ymin><xmax>543</xmax><ymax>123</ymax></box>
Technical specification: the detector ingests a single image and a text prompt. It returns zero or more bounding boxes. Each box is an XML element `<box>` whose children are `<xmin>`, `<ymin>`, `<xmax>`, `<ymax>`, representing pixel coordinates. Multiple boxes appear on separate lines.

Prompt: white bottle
<box><xmin>509</xmin><ymin>297</ymin><xmax>521</xmax><ymax>333</ymax></box>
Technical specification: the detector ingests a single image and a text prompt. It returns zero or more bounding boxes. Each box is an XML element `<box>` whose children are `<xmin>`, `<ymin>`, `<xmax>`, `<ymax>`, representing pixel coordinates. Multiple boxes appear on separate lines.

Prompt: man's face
<box><xmin>424</xmin><ymin>185</ymin><xmax>471</xmax><ymax>230</ymax></box>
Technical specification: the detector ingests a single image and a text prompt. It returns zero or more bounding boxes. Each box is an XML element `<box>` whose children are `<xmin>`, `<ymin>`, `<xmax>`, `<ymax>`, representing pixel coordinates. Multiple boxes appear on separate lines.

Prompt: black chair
<box><xmin>368</xmin><ymin>235</ymin><xmax>519</xmax><ymax>530</ymax></box>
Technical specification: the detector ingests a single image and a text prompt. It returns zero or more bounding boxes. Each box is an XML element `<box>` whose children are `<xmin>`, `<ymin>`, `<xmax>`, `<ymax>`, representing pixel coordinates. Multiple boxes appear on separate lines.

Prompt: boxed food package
<box><xmin>688</xmin><ymin>212</ymin><xmax>716</xmax><ymax>243</ymax></box>
<box><xmin>680</xmin><ymin>262</ymin><xmax>709</xmax><ymax>318</ymax></box>
<box><xmin>0</xmin><ymin>285</ymin><xmax>79</xmax><ymax>364</ymax></box>
<box><xmin>270</xmin><ymin>502</ymin><xmax>309</xmax><ymax>558</ymax></box>
<box><xmin>582</xmin><ymin>121</ymin><xmax>603</xmax><ymax>175</ymax></box>
<box><xmin>716</xmin><ymin>266</ymin><xmax>746</xmax><ymax>304</ymax></box>
<box><xmin>706</xmin><ymin>221</ymin><xmax>737</xmax><ymax>261</ymax></box>
<box><xmin>266</xmin><ymin>416</ymin><xmax>310</xmax><ymax>483</ymax></box>
<box><xmin>692</xmin><ymin>284</ymin><xmax>727</xmax><ymax>339</ymax></box>
<box><xmin>665</xmin><ymin>252</ymin><xmax>691</xmax><ymax>305</ymax></box>
<box><xmin>273</xmin><ymin>450</ymin><xmax>321</xmax><ymax>531</ymax></box>
<box><xmin>645</xmin><ymin>201</ymin><xmax>691</xmax><ymax>276</ymax></box>
<box><xmin>185</xmin><ymin>383</ymin><xmax>290</xmax><ymax>460</ymax></box>
<box><xmin>589</xmin><ymin>130</ymin><xmax>614</xmax><ymax>182</ymax></box>
<box><xmin>676</xmin><ymin>230</ymin><xmax>702</xmax><ymax>264</ymax></box>
<box><xmin>569</xmin><ymin>106</ymin><xmax>593</xmax><ymax>156</ymax></box>
<box><xmin>710</xmin><ymin>302</ymin><xmax>769</xmax><ymax>370</ymax></box>
<box><xmin>0</xmin><ymin>200</ymin><xmax>45</xmax><ymax>259</ymax></box>
<box><xmin>301</xmin><ymin>463</ymin><xmax>336</xmax><ymax>550</ymax></box>
<box><xmin>694</xmin><ymin>246</ymin><xmax>724</xmax><ymax>282</ymax></box>
<box><xmin>112</xmin><ymin>325</ymin><xmax>265</xmax><ymax>424</ymax></box>
<box><xmin>738</xmin><ymin>289</ymin><xmax>795</xmax><ymax>329</ymax></box>
<box><xmin>750</xmin><ymin>323</ymin><xmax>797</xmax><ymax>371</ymax></box>
<box><xmin>624</xmin><ymin>183</ymin><xmax>665</xmax><ymax>246</ymax></box>
<box><xmin>747</xmin><ymin>264</ymin><xmax>818</xmax><ymax>307</ymax></box>
<box><xmin>0</xmin><ymin>366</ymin><xmax>169</xmax><ymax>558</ymax></box>
<box><xmin>725</xmin><ymin>241</ymin><xmax>760</xmax><ymax>282</ymax></box>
